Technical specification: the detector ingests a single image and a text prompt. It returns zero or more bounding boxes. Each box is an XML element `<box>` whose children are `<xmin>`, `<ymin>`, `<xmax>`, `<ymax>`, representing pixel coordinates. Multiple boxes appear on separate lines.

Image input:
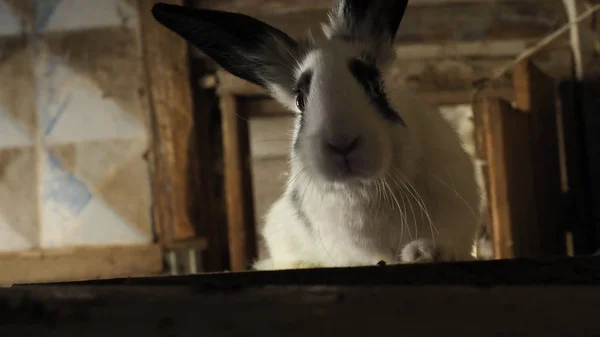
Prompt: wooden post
<box><xmin>219</xmin><ymin>94</ymin><xmax>257</xmax><ymax>271</ymax></box>
<box><xmin>473</xmin><ymin>98</ymin><xmax>539</xmax><ymax>258</ymax></box>
<box><xmin>513</xmin><ymin>60</ymin><xmax>566</xmax><ymax>256</ymax></box>
<box><xmin>138</xmin><ymin>0</ymin><xmax>198</xmax><ymax>243</ymax></box>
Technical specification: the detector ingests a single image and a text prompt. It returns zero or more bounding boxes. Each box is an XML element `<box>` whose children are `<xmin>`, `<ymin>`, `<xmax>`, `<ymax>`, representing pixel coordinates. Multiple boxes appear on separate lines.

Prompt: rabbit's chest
<box><xmin>305</xmin><ymin>204</ymin><xmax>407</xmax><ymax>263</ymax></box>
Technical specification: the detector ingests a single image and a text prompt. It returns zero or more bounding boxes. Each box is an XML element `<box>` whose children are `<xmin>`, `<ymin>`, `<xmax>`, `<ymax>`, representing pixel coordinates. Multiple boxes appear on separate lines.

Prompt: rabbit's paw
<box><xmin>400</xmin><ymin>239</ymin><xmax>443</xmax><ymax>264</ymax></box>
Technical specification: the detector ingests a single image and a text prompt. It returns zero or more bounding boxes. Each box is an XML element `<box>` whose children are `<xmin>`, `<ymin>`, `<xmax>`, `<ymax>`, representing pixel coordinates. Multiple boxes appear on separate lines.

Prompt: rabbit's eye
<box><xmin>295</xmin><ymin>90</ymin><xmax>307</xmax><ymax>112</ymax></box>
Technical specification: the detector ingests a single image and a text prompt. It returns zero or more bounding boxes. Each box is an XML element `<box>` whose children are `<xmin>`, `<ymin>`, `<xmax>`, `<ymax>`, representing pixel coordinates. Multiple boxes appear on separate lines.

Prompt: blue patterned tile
<box><xmin>43</xmin><ymin>150</ymin><xmax>92</xmax><ymax>215</ymax></box>
<box><xmin>35</xmin><ymin>49</ymin><xmax>145</xmax><ymax>144</ymax></box>
<box><xmin>34</xmin><ymin>0</ymin><xmax>136</xmax><ymax>33</ymax></box>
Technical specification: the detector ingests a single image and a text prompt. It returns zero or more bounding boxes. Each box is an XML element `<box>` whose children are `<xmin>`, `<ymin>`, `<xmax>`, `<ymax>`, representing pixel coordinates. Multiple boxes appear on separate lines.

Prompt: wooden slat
<box><xmin>187</xmin><ymin>58</ymin><xmax>229</xmax><ymax>272</ymax></box>
<box><xmin>36</xmin><ymin>255</ymin><xmax>600</xmax><ymax>287</ymax></box>
<box><xmin>513</xmin><ymin>60</ymin><xmax>565</xmax><ymax>256</ymax></box>
<box><xmin>2</xmin><ymin>286</ymin><xmax>600</xmax><ymax>337</ymax></box>
<box><xmin>557</xmin><ymin>80</ymin><xmax>596</xmax><ymax>254</ymax></box>
<box><xmin>578</xmin><ymin>80</ymin><xmax>600</xmax><ymax>251</ymax></box>
<box><xmin>473</xmin><ymin>98</ymin><xmax>539</xmax><ymax>258</ymax></box>
<box><xmin>220</xmin><ymin>95</ymin><xmax>258</xmax><ymax>271</ymax></box>
<box><xmin>194</xmin><ymin>0</ymin><xmax>566</xmax><ymax>44</ymax></box>
<box><xmin>0</xmin><ymin>244</ymin><xmax>163</xmax><ymax>286</ymax></box>
<box><xmin>214</xmin><ymin>69</ymin><xmax>515</xmax><ymax>106</ymax></box>
<box><xmin>139</xmin><ymin>0</ymin><xmax>197</xmax><ymax>242</ymax></box>
<box><xmin>5</xmin><ymin>256</ymin><xmax>600</xmax><ymax>336</ymax></box>
<box><xmin>194</xmin><ymin>0</ymin><xmax>522</xmax><ymax>14</ymax></box>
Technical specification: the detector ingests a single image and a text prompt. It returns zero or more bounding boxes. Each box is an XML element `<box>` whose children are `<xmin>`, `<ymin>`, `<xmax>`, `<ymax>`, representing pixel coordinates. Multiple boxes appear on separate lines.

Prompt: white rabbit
<box><xmin>152</xmin><ymin>0</ymin><xmax>491</xmax><ymax>270</ymax></box>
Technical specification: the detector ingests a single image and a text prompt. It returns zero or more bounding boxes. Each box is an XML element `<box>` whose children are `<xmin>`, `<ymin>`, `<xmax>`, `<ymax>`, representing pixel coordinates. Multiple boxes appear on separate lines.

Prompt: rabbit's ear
<box><xmin>324</xmin><ymin>0</ymin><xmax>408</xmax><ymax>48</ymax></box>
<box><xmin>152</xmin><ymin>3</ymin><xmax>305</xmax><ymax>96</ymax></box>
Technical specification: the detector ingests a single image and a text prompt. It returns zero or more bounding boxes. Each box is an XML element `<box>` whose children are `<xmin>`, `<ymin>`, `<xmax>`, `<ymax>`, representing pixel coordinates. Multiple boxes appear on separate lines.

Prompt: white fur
<box><xmin>254</xmin><ymin>37</ymin><xmax>483</xmax><ymax>269</ymax></box>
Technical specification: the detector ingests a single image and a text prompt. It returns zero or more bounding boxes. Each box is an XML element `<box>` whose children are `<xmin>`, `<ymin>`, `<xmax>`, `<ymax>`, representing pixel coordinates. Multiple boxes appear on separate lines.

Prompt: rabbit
<box><xmin>152</xmin><ymin>0</ymin><xmax>491</xmax><ymax>270</ymax></box>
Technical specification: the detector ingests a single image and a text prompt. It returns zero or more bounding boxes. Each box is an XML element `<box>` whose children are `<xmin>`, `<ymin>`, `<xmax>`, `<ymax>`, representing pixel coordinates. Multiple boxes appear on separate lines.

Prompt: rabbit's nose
<box><xmin>325</xmin><ymin>136</ymin><xmax>361</xmax><ymax>156</ymax></box>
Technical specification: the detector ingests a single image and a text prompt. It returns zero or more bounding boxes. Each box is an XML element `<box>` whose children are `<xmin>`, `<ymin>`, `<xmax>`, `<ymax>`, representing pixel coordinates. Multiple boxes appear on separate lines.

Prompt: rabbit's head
<box><xmin>153</xmin><ymin>0</ymin><xmax>419</xmax><ymax>190</ymax></box>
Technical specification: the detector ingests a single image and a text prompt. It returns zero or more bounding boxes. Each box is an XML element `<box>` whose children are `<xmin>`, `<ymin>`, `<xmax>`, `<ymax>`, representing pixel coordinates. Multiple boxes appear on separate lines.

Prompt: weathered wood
<box><xmin>191</xmin><ymin>38</ymin><xmax>570</xmax><ymax>61</ymax></box>
<box><xmin>578</xmin><ymin>80</ymin><xmax>600</xmax><ymax>251</ymax></box>
<box><xmin>214</xmin><ymin>69</ymin><xmax>515</xmax><ymax>106</ymax></box>
<box><xmin>0</xmin><ymin>244</ymin><xmax>163</xmax><ymax>286</ymax></box>
<box><xmin>220</xmin><ymin>95</ymin><xmax>258</xmax><ymax>271</ymax></box>
<box><xmin>139</xmin><ymin>0</ymin><xmax>197</xmax><ymax>242</ymax></box>
<box><xmin>194</xmin><ymin>0</ymin><xmax>566</xmax><ymax>44</ymax></box>
<box><xmin>513</xmin><ymin>60</ymin><xmax>566</xmax><ymax>256</ymax></box>
<box><xmin>194</xmin><ymin>0</ymin><xmax>524</xmax><ymax>15</ymax></box>
<box><xmin>557</xmin><ymin>80</ymin><xmax>596</xmax><ymax>254</ymax></box>
<box><xmin>187</xmin><ymin>57</ymin><xmax>229</xmax><ymax>272</ymax></box>
<box><xmin>2</xmin><ymin>284</ymin><xmax>600</xmax><ymax>337</ymax></box>
<box><xmin>37</xmin><ymin>255</ymin><xmax>600</xmax><ymax>287</ymax></box>
<box><xmin>473</xmin><ymin>98</ymin><xmax>539</xmax><ymax>258</ymax></box>
<box><xmin>4</xmin><ymin>257</ymin><xmax>600</xmax><ymax>337</ymax></box>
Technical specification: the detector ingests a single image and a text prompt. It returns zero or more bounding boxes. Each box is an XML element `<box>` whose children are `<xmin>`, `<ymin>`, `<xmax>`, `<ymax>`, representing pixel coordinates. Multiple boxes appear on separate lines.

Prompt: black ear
<box><xmin>151</xmin><ymin>2</ymin><xmax>302</xmax><ymax>90</ymax></box>
<box><xmin>326</xmin><ymin>0</ymin><xmax>409</xmax><ymax>43</ymax></box>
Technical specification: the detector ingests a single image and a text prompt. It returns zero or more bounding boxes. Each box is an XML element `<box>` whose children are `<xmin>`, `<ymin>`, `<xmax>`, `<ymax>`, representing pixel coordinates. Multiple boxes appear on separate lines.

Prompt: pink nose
<box><xmin>325</xmin><ymin>136</ymin><xmax>361</xmax><ymax>157</ymax></box>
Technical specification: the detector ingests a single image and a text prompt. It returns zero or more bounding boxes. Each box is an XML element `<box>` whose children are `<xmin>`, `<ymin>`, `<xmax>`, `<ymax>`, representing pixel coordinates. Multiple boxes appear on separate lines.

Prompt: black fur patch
<box><xmin>292</xmin><ymin>70</ymin><xmax>313</xmax><ymax>150</ymax></box>
<box><xmin>348</xmin><ymin>58</ymin><xmax>405</xmax><ymax>125</ymax></box>
<box><xmin>290</xmin><ymin>189</ymin><xmax>312</xmax><ymax>228</ymax></box>
<box><xmin>332</xmin><ymin>0</ymin><xmax>409</xmax><ymax>42</ymax></box>
<box><xmin>151</xmin><ymin>2</ymin><xmax>309</xmax><ymax>97</ymax></box>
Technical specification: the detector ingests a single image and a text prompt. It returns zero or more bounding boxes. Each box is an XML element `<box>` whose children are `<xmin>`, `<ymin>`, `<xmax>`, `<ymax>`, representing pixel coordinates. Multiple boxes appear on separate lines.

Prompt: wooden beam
<box><xmin>473</xmin><ymin>98</ymin><xmax>539</xmax><ymax>258</ymax></box>
<box><xmin>194</xmin><ymin>0</ymin><xmax>549</xmax><ymax>15</ymax></box>
<box><xmin>513</xmin><ymin>60</ymin><xmax>566</xmax><ymax>256</ymax></box>
<box><xmin>4</xmin><ymin>257</ymin><xmax>600</xmax><ymax>336</ymax></box>
<box><xmin>193</xmin><ymin>0</ymin><xmax>567</xmax><ymax>44</ymax></box>
<box><xmin>219</xmin><ymin>95</ymin><xmax>258</xmax><ymax>271</ymax></box>
<box><xmin>557</xmin><ymin>80</ymin><xmax>597</xmax><ymax>255</ymax></box>
<box><xmin>2</xmin><ymin>285</ymin><xmax>600</xmax><ymax>337</ymax></box>
<box><xmin>33</xmin><ymin>255</ymin><xmax>600</xmax><ymax>286</ymax></box>
<box><xmin>0</xmin><ymin>244</ymin><xmax>163</xmax><ymax>286</ymax></box>
<box><xmin>211</xmin><ymin>68</ymin><xmax>515</xmax><ymax>106</ymax></box>
<box><xmin>139</xmin><ymin>0</ymin><xmax>197</xmax><ymax>242</ymax></box>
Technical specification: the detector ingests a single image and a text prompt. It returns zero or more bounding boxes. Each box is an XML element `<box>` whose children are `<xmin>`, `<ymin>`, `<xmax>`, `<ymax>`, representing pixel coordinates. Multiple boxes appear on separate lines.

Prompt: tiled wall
<box><xmin>0</xmin><ymin>0</ymin><xmax>152</xmax><ymax>252</ymax></box>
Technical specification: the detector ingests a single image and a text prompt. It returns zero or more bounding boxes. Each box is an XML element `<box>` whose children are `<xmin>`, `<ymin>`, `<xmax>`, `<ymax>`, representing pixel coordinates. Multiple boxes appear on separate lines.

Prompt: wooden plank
<box><xmin>557</xmin><ymin>80</ymin><xmax>596</xmax><ymax>254</ymax></box>
<box><xmin>193</xmin><ymin>0</ymin><xmax>566</xmax><ymax>44</ymax></box>
<box><xmin>194</xmin><ymin>0</ymin><xmax>523</xmax><ymax>15</ymax></box>
<box><xmin>214</xmin><ymin>69</ymin><xmax>515</xmax><ymax>105</ymax></box>
<box><xmin>513</xmin><ymin>60</ymin><xmax>566</xmax><ymax>256</ymax></box>
<box><xmin>2</xmin><ymin>285</ymin><xmax>600</xmax><ymax>337</ymax></box>
<box><xmin>0</xmin><ymin>244</ymin><xmax>163</xmax><ymax>286</ymax></box>
<box><xmin>4</xmin><ymin>257</ymin><xmax>600</xmax><ymax>337</ymax></box>
<box><xmin>138</xmin><ymin>0</ymin><xmax>197</xmax><ymax>242</ymax></box>
<box><xmin>473</xmin><ymin>98</ymin><xmax>539</xmax><ymax>258</ymax></box>
<box><xmin>220</xmin><ymin>95</ymin><xmax>258</xmax><ymax>271</ymax></box>
<box><xmin>579</xmin><ymin>80</ymin><xmax>600</xmax><ymax>251</ymax></box>
<box><xmin>32</xmin><ymin>255</ymin><xmax>600</xmax><ymax>287</ymax></box>
<box><xmin>187</xmin><ymin>57</ymin><xmax>229</xmax><ymax>271</ymax></box>
<box><xmin>239</xmin><ymin>89</ymin><xmax>515</xmax><ymax>119</ymax></box>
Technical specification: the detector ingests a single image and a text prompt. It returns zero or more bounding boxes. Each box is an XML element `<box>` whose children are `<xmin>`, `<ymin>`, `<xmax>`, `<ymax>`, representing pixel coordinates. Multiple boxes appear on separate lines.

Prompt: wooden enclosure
<box><xmin>474</xmin><ymin>60</ymin><xmax>565</xmax><ymax>258</ymax></box>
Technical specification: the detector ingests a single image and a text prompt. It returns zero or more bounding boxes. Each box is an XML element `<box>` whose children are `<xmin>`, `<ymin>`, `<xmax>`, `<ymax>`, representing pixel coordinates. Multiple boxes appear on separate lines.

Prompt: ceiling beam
<box><xmin>193</xmin><ymin>0</ymin><xmax>566</xmax><ymax>45</ymax></box>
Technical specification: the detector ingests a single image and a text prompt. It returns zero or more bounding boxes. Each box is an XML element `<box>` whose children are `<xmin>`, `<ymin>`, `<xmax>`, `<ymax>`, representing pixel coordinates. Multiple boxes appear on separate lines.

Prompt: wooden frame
<box><xmin>219</xmin><ymin>93</ymin><xmax>258</xmax><ymax>272</ymax></box>
<box><xmin>0</xmin><ymin>244</ymin><xmax>163</xmax><ymax>286</ymax></box>
<box><xmin>473</xmin><ymin>59</ymin><xmax>566</xmax><ymax>258</ymax></box>
<box><xmin>139</xmin><ymin>0</ymin><xmax>199</xmax><ymax>244</ymax></box>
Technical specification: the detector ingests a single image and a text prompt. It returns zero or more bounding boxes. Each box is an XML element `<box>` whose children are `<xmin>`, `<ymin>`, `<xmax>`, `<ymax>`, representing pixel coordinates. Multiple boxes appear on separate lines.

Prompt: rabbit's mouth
<box><xmin>313</xmin><ymin>151</ymin><xmax>388</xmax><ymax>187</ymax></box>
